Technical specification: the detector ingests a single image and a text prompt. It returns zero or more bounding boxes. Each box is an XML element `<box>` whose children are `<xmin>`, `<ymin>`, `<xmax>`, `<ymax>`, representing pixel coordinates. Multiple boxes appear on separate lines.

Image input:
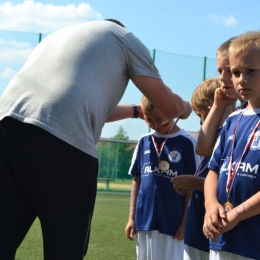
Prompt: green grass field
<box><xmin>15</xmin><ymin>192</ymin><xmax>135</xmax><ymax>260</ymax></box>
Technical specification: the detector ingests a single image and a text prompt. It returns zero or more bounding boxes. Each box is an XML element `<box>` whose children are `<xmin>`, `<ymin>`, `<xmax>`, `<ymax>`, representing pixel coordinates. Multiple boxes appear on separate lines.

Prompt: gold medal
<box><xmin>224</xmin><ymin>201</ymin><xmax>234</xmax><ymax>213</ymax></box>
<box><xmin>158</xmin><ymin>160</ymin><xmax>170</xmax><ymax>171</ymax></box>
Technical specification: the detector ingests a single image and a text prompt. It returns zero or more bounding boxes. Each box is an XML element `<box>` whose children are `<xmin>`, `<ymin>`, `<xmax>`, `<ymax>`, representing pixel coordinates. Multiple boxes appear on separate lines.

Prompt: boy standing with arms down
<box><xmin>204</xmin><ymin>31</ymin><xmax>260</xmax><ymax>259</ymax></box>
<box><xmin>125</xmin><ymin>89</ymin><xmax>200</xmax><ymax>260</ymax></box>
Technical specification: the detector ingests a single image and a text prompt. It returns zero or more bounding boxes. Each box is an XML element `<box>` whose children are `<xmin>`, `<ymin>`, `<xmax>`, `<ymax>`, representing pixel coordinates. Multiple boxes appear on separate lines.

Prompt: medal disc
<box><xmin>224</xmin><ymin>201</ymin><xmax>234</xmax><ymax>213</ymax></box>
<box><xmin>158</xmin><ymin>160</ymin><xmax>170</xmax><ymax>171</ymax></box>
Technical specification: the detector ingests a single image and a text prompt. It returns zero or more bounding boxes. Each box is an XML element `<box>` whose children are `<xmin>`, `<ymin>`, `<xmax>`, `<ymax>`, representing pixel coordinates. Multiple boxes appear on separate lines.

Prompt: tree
<box><xmin>111</xmin><ymin>126</ymin><xmax>136</xmax><ymax>180</ymax></box>
<box><xmin>112</xmin><ymin>126</ymin><xmax>129</xmax><ymax>141</ymax></box>
<box><xmin>97</xmin><ymin>126</ymin><xmax>136</xmax><ymax>180</ymax></box>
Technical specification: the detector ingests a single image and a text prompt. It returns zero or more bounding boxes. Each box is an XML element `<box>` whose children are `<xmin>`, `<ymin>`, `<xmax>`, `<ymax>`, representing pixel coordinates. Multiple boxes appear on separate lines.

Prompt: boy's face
<box><xmin>144</xmin><ymin>108</ymin><xmax>175</xmax><ymax>134</ymax></box>
<box><xmin>217</xmin><ymin>54</ymin><xmax>240</xmax><ymax>100</ymax></box>
<box><xmin>230</xmin><ymin>49</ymin><xmax>260</xmax><ymax>109</ymax></box>
<box><xmin>194</xmin><ymin>108</ymin><xmax>209</xmax><ymax>125</ymax></box>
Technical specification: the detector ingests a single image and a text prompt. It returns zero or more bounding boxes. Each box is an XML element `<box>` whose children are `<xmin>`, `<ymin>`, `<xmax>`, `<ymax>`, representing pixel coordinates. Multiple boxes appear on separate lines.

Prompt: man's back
<box><xmin>0</xmin><ymin>20</ymin><xmax>160</xmax><ymax>157</ymax></box>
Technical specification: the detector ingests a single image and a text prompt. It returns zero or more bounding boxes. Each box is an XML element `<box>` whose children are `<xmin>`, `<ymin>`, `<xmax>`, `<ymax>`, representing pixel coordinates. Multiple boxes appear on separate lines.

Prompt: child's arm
<box><xmin>219</xmin><ymin>191</ymin><xmax>260</xmax><ymax>235</ymax></box>
<box><xmin>125</xmin><ymin>176</ymin><xmax>140</xmax><ymax>241</ymax></box>
<box><xmin>171</xmin><ymin>175</ymin><xmax>205</xmax><ymax>192</ymax></box>
<box><xmin>174</xmin><ymin>190</ymin><xmax>192</xmax><ymax>240</ymax></box>
<box><xmin>106</xmin><ymin>104</ymin><xmax>144</xmax><ymax>122</ymax></box>
<box><xmin>203</xmin><ymin>170</ymin><xmax>226</xmax><ymax>240</ymax></box>
<box><xmin>196</xmin><ymin>88</ymin><xmax>236</xmax><ymax>156</ymax></box>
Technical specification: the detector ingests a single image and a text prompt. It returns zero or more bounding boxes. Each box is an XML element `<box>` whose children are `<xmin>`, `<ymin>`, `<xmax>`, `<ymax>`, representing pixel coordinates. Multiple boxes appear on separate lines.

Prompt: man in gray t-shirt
<box><xmin>0</xmin><ymin>19</ymin><xmax>191</xmax><ymax>259</ymax></box>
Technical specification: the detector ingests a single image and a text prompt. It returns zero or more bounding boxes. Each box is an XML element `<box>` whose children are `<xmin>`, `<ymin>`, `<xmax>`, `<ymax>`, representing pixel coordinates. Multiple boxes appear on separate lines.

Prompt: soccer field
<box><xmin>15</xmin><ymin>192</ymin><xmax>135</xmax><ymax>260</ymax></box>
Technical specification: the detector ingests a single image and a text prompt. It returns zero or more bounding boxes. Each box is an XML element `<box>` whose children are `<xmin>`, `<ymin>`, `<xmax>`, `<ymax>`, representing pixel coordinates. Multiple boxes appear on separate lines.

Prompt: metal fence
<box><xmin>97</xmin><ymin>138</ymin><xmax>137</xmax><ymax>180</ymax></box>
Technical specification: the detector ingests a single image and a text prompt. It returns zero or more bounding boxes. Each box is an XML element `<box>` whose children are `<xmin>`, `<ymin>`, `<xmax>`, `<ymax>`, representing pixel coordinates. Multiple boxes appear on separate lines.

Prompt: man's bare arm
<box><xmin>132</xmin><ymin>76</ymin><xmax>192</xmax><ymax>120</ymax></box>
<box><xmin>106</xmin><ymin>104</ymin><xmax>143</xmax><ymax>122</ymax></box>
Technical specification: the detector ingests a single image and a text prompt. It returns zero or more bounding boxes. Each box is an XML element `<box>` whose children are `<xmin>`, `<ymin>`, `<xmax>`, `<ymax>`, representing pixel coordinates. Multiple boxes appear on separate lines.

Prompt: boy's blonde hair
<box><xmin>216</xmin><ymin>36</ymin><xmax>237</xmax><ymax>57</ymax></box>
<box><xmin>141</xmin><ymin>85</ymin><xmax>172</xmax><ymax>114</ymax></box>
<box><xmin>229</xmin><ymin>31</ymin><xmax>260</xmax><ymax>56</ymax></box>
<box><xmin>191</xmin><ymin>78</ymin><xmax>220</xmax><ymax>112</ymax></box>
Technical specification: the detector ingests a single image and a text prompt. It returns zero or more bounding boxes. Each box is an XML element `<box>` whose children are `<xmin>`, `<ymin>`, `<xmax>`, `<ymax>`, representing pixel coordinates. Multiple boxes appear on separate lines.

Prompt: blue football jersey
<box><xmin>208</xmin><ymin>107</ymin><xmax>260</xmax><ymax>259</ymax></box>
<box><xmin>129</xmin><ymin>128</ymin><xmax>200</xmax><ymax>236</ymax></box>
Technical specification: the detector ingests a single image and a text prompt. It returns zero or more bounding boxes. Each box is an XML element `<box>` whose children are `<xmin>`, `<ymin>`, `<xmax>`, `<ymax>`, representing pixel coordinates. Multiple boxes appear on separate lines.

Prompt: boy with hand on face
<box><xmin>196</xmin><ymin>37</ymin><xmax>247</xmax><ymax>157</ymax></box>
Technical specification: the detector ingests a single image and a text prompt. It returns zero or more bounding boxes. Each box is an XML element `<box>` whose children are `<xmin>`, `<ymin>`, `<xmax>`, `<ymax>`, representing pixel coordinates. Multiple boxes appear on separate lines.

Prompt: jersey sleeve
<box><xmin>208</xmin><ymin>123</ymin><xmax>227</xmax><ymax>173</ymax></box>
<box><xmin>128</xmin><ymin>139</ymin><xmax>141</xmax><ymax>177</ymax></box>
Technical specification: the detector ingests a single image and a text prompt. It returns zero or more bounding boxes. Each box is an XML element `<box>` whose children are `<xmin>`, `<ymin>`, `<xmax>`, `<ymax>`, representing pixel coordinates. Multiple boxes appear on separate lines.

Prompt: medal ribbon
<box><xmin>194</xmin><ymin>157</ymin><xmax>208</xmax><ymax>177</ymax></box>
<box><xmin>227</xmin><ymin>108</ymin><xmax>260</xmax><ymax>195</ymax></box>
<box><xmin>151</xmin><ymin>118</ymin><xmax>179</xmax><ymax>158</ymax></box>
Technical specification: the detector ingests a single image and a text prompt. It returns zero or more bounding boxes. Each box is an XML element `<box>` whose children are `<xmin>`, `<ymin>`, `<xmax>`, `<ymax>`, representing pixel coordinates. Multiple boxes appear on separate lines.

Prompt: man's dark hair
<box><xmin>104</xmin><ymin>19</ymin><xmax>125</xmax><ymax>28</ymax></box>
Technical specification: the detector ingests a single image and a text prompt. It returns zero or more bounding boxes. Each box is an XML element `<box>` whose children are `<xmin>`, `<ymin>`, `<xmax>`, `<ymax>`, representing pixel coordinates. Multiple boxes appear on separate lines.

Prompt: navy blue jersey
<box><xmin>129</xmin><ymin>129</ymin><xmax>200</xmax><ymax>236</ymax></box>
<box><xmin>184</xmin><ymin>156</ymin><xmax>211</xmax><ymax>252</ymax></box>
<box><xmin>208</xmin><ymin>108</ymin><xmax>260</xmax><ymax>259</ymax></box>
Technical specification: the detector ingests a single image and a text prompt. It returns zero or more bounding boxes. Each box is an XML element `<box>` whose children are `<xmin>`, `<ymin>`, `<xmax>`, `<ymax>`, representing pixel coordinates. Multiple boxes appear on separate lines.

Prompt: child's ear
<box><xmin>208</xmin><ymin>105</ymin><xmax>212</xmax><ymax>110</ymax></box>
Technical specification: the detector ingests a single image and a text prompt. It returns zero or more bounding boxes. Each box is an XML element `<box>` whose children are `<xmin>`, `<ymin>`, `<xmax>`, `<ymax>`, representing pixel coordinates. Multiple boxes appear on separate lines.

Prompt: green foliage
<box><xmin>112</xmin><ymin>126</ymin><xmax>129</xmax><ymax>141</ymax></box>
<box><xmin>97</xmin><ymin>126</ymin><xmax>136</xmax><ymax>180</ymax></box>
<box><xmin>15</xmin><ymin>193</ymin><xmax>135</xmax><ymax>260</ymax></box>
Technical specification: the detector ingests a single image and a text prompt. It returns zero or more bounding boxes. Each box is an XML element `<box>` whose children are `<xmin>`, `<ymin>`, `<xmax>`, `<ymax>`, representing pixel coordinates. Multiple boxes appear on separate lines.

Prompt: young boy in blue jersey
<box><xmin>171</xmin><ymin>78</ymin><xmax>233</xmax><ymax>260</ymax></box>
<box><xmin>203</xmin><ymin>31</ymin><xmax>260</xmax><ymax>260</ymax></box>
<box><xmin>125</xmin><ymin>88</ymin><xmax>200</xmax><ymax>260</ymax></box>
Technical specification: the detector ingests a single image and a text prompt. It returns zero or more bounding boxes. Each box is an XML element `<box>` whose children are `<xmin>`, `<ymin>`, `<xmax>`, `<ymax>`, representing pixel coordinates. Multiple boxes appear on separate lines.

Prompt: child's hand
<box><xmin>203</xmin><ymin>201</ymin><xmax>226</xmax><ymax>240</ymax></box>
<box><xmin>173</xmin><ymin>186</ymin><xmax>187</xmax><ymax>196</ymax></box>
<box><xmin>214</xmin><ymin>88</ymin><xmax>237</xmax><ymax>108</ymax></box>
<box><xmin>125</xmin><ymin>219</ymin><xmax>136</xmax><ymax>241</ymax></box>
<box><xmin>219</xmin><ymin>209</ymin><xmax>240</xmax><ymax>234</ymax></box>
<box><xmin>173</xmin><ymin>222</ymin><xmax>185</xmax><ymax>241</ymax></box>
<box><xmin>170</xmin><ymin>175</ymin><xmax>194</xmax><ymax>190</ymax></box>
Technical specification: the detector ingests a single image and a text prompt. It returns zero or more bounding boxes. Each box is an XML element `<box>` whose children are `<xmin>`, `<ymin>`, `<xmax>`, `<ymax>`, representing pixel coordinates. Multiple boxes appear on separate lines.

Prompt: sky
<box><xmin>0</xmin><ymin>0</ymin><xmax>260</xmax><ymax>140</ymax></box>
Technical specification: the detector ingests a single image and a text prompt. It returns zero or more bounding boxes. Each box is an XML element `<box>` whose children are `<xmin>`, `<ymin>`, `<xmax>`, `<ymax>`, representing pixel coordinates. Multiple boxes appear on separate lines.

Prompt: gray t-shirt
<box><xmin>0</xmin><ymin>20</ymin><xmax>161</xmax><ymax>158</ymax></box>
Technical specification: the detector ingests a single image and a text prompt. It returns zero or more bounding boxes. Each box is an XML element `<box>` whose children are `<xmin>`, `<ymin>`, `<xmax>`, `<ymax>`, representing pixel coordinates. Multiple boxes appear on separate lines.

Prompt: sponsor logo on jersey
<box><xmin>142</xmin><ymin>162</ymin><xmax>177</xmax><ymax>178</ymax></box>
<box><xmin>250</xmin><ymin>130</ymin><xmax>260</xmax><ymax>150</ymax></box>
<box><xmin>168</xmin><ymin>150</ymin><xmax>181</xmax><ymax>163</ymax></box>
<box><xmin>221</xmin><ymin>157</ymin><xmax>259</xmax><ymax>175</ymax></box>
<box><xmin>144</xmin><ymin>150</ymin><xmax>151</xmax><ymax>155</ymax></box>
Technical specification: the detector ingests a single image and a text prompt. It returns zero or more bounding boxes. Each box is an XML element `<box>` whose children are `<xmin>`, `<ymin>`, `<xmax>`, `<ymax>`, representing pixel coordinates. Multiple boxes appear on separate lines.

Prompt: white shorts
<box><xmin>136</xmin><ymin>230</ymin><xmax>184</xmax><ymax>260</ymax></box>
<box><xmin>183</xmin><ymin>244</ymin><xmax>209</xmax><ymax>260</ymax></box>
<box><xmin>210</xmin><ymin>249</ymin><xmax>254</xmax><ymax>260</ymax></box>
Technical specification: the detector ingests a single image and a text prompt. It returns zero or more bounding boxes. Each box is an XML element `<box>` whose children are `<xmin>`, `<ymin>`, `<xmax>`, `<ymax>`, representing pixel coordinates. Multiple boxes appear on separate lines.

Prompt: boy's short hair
<box><xmin>216</xmin><ymin>36</ymin><xmax>237</xmax><ymax>57</ymax></box>
<box><xmin>191</xmin><ymin>78</ymin><xmax>220</xmax><ymax>112</ymax></box>
<box><xmin>141</xmin><ymin>85</ymin><xmax>172</xmax><ymax>114</ymax></box>
<box><xmin>229</xmin><ymin>31</ymin><xmax>260</xmax><ymax>56</ymax></box>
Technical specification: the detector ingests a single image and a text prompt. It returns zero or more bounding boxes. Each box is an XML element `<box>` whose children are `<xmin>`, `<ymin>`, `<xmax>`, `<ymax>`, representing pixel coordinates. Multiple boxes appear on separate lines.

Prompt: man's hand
<box><xmin>179</xmin><ymin>101</ymin><xmax>192</xmax><ymax>120</ymax></box>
